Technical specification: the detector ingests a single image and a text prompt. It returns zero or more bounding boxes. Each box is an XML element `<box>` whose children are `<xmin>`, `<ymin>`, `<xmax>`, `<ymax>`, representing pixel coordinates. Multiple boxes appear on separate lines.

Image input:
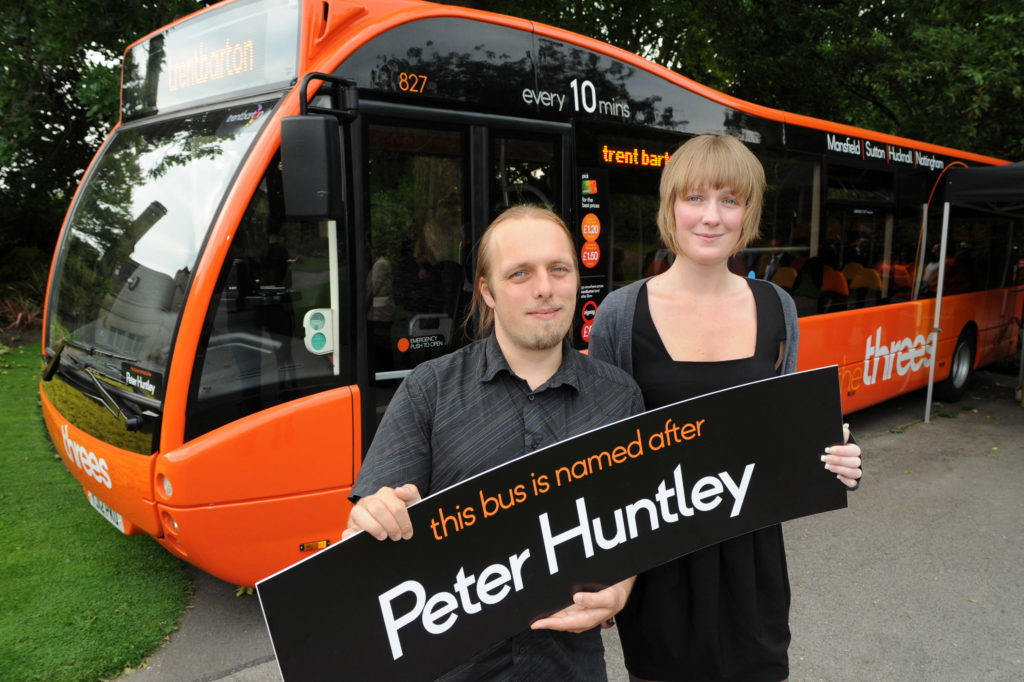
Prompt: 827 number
<box><xmin>399</xmin><ymin>72</ymin><xmax>428</xmax><ymax>93</ymax></box>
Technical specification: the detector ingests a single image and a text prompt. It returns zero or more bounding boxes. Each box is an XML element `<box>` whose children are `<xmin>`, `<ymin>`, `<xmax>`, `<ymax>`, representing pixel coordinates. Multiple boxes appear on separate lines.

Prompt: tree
<box><xmin>879</xmin><ymin>3</ymin><xmax>1024</xmax><ymax>159</ymax></box>
<box><xmin>0</xmin><ymin>0</ymin><xmax>218</xmax><ymax>290</ymax></box>
<box><xmin>463</xmin><ymin>1</ymin><xmax>730</xmax><ymax>87</ymax></box>
<box><xmin>464</xmin><ymin>0</ymin><xmax>1024</xmax><ymax>161</ymax></box>
<box><xmin>4</xmin><ymin>0</ymin><xmax>1020</xmax><ymax>303</ymax></box>
<box><xmin>688</xmin><ymin>1</ymin><xmax>1024</xmax><ymax>161</ymax></box>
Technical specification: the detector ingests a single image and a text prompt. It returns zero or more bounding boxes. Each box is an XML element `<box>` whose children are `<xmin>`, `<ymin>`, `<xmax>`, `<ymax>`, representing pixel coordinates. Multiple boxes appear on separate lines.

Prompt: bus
<box><xmin>40</xmin><ymin>0</ymin><xmax>1024</xmax><ymax>587</ymax></box>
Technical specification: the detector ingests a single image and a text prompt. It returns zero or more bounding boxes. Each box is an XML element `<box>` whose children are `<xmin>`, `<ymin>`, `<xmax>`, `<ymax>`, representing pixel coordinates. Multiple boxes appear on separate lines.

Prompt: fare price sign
<box><xmin>257</xmin><ymin>367</ymin><xmax>847</xmax><ymax>680</ymax></box>
<box><xmin>576</xmin><ymin>168</ymin><xmax>610</xmax><ymax>346</ymax></box>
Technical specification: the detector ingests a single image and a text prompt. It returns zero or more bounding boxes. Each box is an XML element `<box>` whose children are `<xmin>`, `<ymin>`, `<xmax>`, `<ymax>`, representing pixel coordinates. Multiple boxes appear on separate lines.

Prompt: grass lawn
<box><xmin>0</xmin><ymin>342</ymin><xmax>191</xmax><ymax>682</ymax></box>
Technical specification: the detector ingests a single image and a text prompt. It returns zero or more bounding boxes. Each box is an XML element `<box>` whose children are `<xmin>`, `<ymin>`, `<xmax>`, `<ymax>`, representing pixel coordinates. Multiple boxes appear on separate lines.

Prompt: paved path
<box><xmin>119</xmin><ymin>369</ymin><xmax>1024</xmax><ymax>681</ymax></box>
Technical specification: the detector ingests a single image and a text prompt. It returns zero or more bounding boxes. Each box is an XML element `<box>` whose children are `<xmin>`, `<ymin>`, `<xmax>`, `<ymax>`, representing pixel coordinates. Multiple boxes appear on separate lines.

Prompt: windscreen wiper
<box><xmin>60</xmin><ymin>336</ymin><xmax>138</xmax><ymax>363</ymax></box>
<box><xmin>44</xmin><ymin>339</ymin><xmax>143</xmax><ymax>431</ymax></box>
<box><xmin>44</xmin><ymin>337</ymin><xmax>141</xmax><ymax>379</ymax></box>
<box><xmin>42</xmin><ymin>338</ymin><xmax>66</xmax><ymax>381</ymax></box>
<box><xmin>84</xmin><ymin>367</ymin><xmax>144</xmax><ymax>431</ymax></box>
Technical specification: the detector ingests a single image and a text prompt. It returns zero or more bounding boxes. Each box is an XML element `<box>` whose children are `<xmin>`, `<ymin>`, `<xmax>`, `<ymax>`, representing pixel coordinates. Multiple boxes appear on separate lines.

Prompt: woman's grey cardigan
<box><xmin>587</xmin><ymin>277</ymin><xmax>800</xmax><ymax>375</ymax></box>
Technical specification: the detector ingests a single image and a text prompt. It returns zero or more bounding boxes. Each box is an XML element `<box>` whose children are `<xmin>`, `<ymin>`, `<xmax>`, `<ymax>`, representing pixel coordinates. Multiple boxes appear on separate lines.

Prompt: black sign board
<box><xmin>258</xmin><ymin>367</ymin><xmax>846</xmax><ymax>680</ymax></box>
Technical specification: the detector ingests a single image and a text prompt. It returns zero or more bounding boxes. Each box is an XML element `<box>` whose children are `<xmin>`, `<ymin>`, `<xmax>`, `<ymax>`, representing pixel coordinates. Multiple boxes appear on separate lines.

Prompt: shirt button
<box><xmin>528</xmin><ymin>394</ymin><xmax>535</xmax><ymax>401</ymax></box>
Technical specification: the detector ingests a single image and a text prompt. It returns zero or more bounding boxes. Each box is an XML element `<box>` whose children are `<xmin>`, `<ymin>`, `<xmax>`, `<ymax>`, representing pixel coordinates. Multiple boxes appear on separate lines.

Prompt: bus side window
<box><xmin>184</xmin><ymin>160</ymin><xmax>350</xmax><ymax>441</ymax></box>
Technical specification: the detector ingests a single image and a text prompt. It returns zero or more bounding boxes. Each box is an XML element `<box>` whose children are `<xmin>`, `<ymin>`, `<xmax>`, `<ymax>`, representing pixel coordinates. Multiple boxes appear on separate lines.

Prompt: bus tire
<box><xmin>935</xmin><ymin>329</ymin><xmax>975</xmax><ymax>402</ymax></box>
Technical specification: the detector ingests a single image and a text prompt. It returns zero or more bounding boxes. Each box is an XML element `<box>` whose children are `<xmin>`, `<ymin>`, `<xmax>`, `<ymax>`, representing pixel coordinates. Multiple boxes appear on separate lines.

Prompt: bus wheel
<box><xmin>935</xmin><ymin>329</ymin><xmax>975</xmax><ymax>402</ymax></box>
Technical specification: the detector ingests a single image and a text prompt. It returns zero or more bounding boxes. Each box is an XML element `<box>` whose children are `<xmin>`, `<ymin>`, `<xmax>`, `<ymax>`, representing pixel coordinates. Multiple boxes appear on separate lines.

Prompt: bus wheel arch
<box><xmin>935</xmin><ymin>325</ymin><xmax>977</xmax><ymax>402</ymax></box>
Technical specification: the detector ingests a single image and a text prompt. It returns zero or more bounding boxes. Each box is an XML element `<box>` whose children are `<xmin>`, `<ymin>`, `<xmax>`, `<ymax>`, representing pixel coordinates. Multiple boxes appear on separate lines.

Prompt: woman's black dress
<box><xmin>616</xmin><ymin>279</ymin><xmax>790</xmax><ymax>682</ymax></box>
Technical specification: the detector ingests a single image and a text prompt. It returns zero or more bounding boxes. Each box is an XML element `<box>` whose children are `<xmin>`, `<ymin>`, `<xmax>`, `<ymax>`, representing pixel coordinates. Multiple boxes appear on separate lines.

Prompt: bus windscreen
<box><xmin>46</xmin><ymin>99</ymin><xmax>277</xmax><ymax>407</ymax></box>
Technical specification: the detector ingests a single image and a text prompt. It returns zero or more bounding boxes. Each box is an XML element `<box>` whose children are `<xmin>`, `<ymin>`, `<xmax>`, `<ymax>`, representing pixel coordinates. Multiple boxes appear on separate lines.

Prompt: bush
<box><xmin>0</xmin><ymin>246</ymin><xmax>48</xmax><ymax>335</ymax></box>
<box><xmin>0</xmin><ymin>246</ymin><xmax>50</xmax><ymax>299</ymax></box>
<box><xmin>1</xmin><ymin>290</ymin><xmax>42</xmax><ymax>331</ymax></box>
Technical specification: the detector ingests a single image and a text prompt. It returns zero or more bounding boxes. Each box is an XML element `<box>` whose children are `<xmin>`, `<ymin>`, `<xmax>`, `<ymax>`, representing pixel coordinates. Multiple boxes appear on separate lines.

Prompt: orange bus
<box><xmin>41</xmin><ymin>0</ymin><xmax>1024</xmax><ymax>587</ymax></box>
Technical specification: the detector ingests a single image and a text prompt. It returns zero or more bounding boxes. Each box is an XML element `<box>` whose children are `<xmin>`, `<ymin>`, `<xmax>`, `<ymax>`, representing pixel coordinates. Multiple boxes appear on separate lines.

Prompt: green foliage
<box><xmin>0</xmin><ymin>343</ymin><xmax>191</xmax><ymax>681</ymax></box>
<box><xmin>471</xmin><ymin>0</ymin><xmax>1024</xmax><ymax>161</ymax></box>
<box><xmin>884</xmin><ymin>6</ymin><xmax>1024</xmax><ymax>159</ymax></box>
<box><xmin>0</xmin><ymin>247</ymin><xmax>50</xmax><ymax>300</ymax></box>
<box><xmin>0</xmin><ymin>0</ymin><xmax>219</xmax><ymax>272</ymax></box>
<box><xmin>476</xmin><ymin>0</ymin><xmax>728</xmax><ymax>87</ymax></box>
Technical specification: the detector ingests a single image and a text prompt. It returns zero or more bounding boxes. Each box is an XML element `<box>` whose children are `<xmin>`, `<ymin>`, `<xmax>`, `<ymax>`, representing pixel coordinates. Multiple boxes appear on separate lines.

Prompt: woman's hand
<box><xmin>823</xmin><ymin>423</ymin><xmax>862</xmax><ymax>489</ymax></box>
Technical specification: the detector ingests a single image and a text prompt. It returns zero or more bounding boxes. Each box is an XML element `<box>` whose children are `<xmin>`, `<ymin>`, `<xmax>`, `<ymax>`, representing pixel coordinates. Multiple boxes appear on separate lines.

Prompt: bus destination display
<box><xmin>121</xmin><ymin>0</ymin><xmax>299</xmax><ymax>120</ymax></box>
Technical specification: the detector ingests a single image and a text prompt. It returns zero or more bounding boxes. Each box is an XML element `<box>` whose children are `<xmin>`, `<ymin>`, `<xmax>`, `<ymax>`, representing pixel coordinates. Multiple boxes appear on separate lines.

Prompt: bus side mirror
<box><xmin>280</xmin><ymin>115</ymin><xmax>343</xmax><ymax>220</ymax></box>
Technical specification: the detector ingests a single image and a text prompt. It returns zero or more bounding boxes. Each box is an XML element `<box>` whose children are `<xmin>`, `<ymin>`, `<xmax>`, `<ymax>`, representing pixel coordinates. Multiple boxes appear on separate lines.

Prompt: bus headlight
<box><xmin>161</xmin><ymin>511</ymin><xmax>179</xmax><ymax>533</ymax></box>
<box><xmin>158</xmin><ymin>474</ymin><xmax>173</xmax><ymax>498</ymax></box>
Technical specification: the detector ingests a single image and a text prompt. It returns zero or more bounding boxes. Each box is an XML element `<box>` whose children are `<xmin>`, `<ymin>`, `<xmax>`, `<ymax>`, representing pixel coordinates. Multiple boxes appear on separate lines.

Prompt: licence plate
<box><xmin>87</xmin><ymin>491</ymin><xmax>126</xmax><ymax>533</ymax></box>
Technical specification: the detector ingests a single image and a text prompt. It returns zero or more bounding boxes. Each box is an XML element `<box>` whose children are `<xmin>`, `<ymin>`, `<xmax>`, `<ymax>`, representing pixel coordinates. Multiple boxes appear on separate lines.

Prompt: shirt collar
<box><xmin>479</xmin><ymin>334</ymin><xmax>583</xmax><ymax>394</ymax></box>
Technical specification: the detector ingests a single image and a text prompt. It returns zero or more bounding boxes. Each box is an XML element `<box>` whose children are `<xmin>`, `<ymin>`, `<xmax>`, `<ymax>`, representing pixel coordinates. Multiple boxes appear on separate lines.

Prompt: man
<box><xmin>346</xmin><ymin>205</ymin><xmax>643</xmax><ymax>680</ymax></box>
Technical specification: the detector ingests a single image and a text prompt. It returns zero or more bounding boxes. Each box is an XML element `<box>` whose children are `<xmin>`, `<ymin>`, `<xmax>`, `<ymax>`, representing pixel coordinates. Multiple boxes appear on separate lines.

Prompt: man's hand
<box><xmin>530</xmin><ymin>576</ymin><xmax>635</xmax><ymax>633</ymax></box>
<box><xmin>343</xmin><ymin>484</ymin><xmax>421</xmax><ymax>541</ymax></box>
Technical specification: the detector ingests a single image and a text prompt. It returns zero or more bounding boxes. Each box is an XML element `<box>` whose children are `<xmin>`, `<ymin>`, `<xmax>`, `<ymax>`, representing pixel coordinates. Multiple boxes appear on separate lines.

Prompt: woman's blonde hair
<box><xmin>657</xmin><ymin>134</ymin><xmax>766</xmax><ymax>255</ymax></box>
<box><xmin>465</xmin><ymin>205</ymin><xmax>579</xmax><ymax>337</ymax></box>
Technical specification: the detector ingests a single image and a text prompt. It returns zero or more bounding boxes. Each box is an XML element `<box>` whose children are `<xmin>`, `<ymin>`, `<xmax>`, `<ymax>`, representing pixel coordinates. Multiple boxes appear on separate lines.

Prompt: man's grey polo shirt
<box><xmin>350</xmin><ymin>334</ymin><xmax>644</xmax><ymax>680</ymax></box>
<box><xmin>352</xmin><ymin>334</ymin><xmax>643</xmax><ymax>498</ymax></box>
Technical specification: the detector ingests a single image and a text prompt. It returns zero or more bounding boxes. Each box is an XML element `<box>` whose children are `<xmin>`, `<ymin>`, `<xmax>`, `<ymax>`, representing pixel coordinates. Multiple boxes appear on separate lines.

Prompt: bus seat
<box><xmin>645</xmin><ymin>247</ymin><xmax>672</xmax><ymax>276</ymax></box>
<box><xmin>821</xmin><ymin>266</ymin><xmax>850</xmax><ymax>296</ymax></box>
<box><xmin>850</xmin><ymin>268</ymin><xmax>882</xmax><ymax>291</ymax></box>
<box><xmin>849</xmin><ymin>267</ymin><xmax>883</xmax><ymax>307</ymax></box>
<box><xmin>790</xmin><ymin>262</ymin><xmax>821</xmax><ymax>315</ymax></box>
<box><xmin>880</xmin><ymin>263</ymin><xmax>913</xmax><ymax>300</ymax></box>
<box><xmin>842</xmin><ymin>261</ymin><xmax>863</xmax><ymax>282</ymax></box>
<box><xmin>770</xmin><ymin>266</ymin><xmax>798</xmax><ymax>290</ymax></box>
<box><xmin>408</xmin><ymin>313</ymin><xmax>453</xmax><ymax>345</ymax></box>
<box><xmin>891</xmin><ymin>264</ymin><xmax>912</xmax><ymax>289</ymax></box>
<box><xmin>404</xmin><ymin>259</ymin><xmax>464</xmax><ymax>346</ymax></box>
<box><xmin>817</xmin><ymin>265</ymin><xmax>849</xmax><ymax>312</ymax></box>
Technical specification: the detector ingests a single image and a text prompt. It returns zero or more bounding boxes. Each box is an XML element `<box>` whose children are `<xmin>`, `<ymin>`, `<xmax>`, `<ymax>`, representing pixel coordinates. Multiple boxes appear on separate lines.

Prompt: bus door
<box><xmin>166</xmin><ymin>146</ymin><xmax>360</xmax><ymax>582</ymax></box>
<box><xmin>823</xmin><ymin>205</ymin><xmax>895</xmax><ymax>307</ymax></box>
<box><xmin>358</xmin><ymin>108</ymin><xmax>567</xmax><ymax>444</ymax></box>
<box><xmin>820</xmin><ymin>163</ymin><xmax>902</xmax><ymax>308</ymax></box>
<box><xmin>186</xmin><ymin>163</ymin><xmax>352</xmax><ymax>440</ymax></box>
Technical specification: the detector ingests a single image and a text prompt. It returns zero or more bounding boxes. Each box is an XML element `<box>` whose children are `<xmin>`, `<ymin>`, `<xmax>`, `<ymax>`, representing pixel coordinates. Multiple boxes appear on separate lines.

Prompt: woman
<box><xmin>589</xmin><ymin>134</ymin><xmax>862</xmax><ymax>681</ymax></box>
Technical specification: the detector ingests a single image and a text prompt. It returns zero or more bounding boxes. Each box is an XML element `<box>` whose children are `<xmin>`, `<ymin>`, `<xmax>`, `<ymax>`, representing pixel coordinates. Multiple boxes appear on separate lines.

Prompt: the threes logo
<box><xmin>862</xmin><ymin>326</ymin><xmax>934</xmax><ymax>385</ymax></box>
<box><xmin>60</xmin><ymin>424</ymin><xmax>112</xmax><ymax>489</ymax></box>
